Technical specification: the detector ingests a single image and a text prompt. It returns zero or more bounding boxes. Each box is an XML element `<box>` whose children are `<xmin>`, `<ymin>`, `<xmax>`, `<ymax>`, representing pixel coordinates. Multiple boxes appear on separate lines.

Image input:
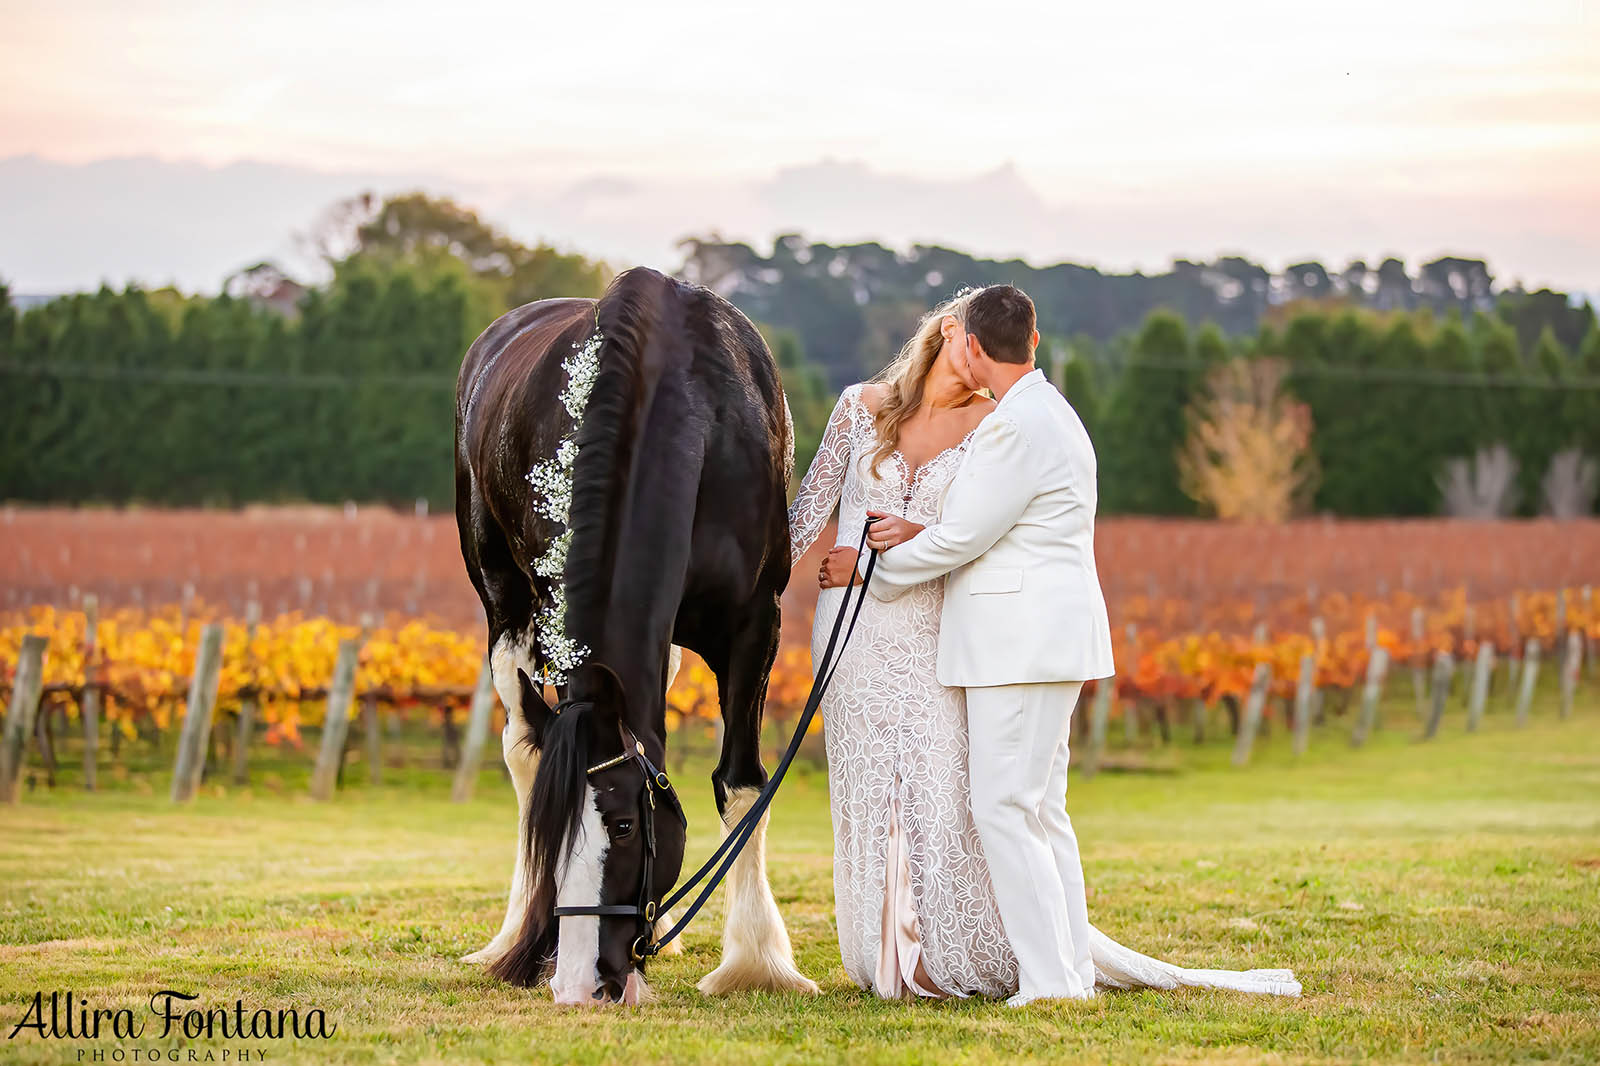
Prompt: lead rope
<box><xmin>640</xmin><ymin>519</ymin><xmax>881</xmax><ymax>958</ymax></box>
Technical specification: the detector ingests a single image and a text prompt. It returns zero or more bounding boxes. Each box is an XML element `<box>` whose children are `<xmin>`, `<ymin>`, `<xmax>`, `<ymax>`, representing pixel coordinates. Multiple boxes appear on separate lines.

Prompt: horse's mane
<box><xmin>563</xmin><ymin>268</ymin><xmax>667</xmax><ymax>650</ymax></box>
<box><xmin>488</xmin><ymin>269</ymin><xmax>688</xmax><ymax>985</ymax></box>
<box><xmin>487</xmin><ymin>696</ymin><xmax>587</xmax><ymax>985</ymax></box>
<box><xmin>526</xmin><ymin>702</ymin><xmax>590</xmax><ymax>919</ymax></box>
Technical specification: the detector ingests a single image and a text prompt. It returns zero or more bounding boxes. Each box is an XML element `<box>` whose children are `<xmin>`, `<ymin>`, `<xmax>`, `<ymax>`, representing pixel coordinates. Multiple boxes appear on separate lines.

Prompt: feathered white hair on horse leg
<box><xmin>696</xmin><ymin>786</ymin><xmax>819</xmax><ymax>995</ymax></box>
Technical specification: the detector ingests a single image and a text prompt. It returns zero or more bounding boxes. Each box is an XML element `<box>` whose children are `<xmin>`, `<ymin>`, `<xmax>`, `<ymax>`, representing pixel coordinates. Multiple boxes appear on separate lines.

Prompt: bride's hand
<box><xmin>819</xmin><ymin>547</ymin><xmax>861</xmax><ymax>589</ymax></box>
<box><xmin>865</xmin><ymin>511</ymin><xmax>923</xmax><ymax>551</ymax></box>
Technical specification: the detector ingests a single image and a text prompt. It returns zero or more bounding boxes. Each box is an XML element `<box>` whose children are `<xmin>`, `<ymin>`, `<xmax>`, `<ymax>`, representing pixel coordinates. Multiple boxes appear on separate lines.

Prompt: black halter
<box><xmin>549</xmin><ymin>716</ymin><xmax>686</xmax><ymax>955</ymax></box>
<box><xmin>551</xmin><ymin>520</ymin><xmax>881</xmax><ymax>964</ymax></box>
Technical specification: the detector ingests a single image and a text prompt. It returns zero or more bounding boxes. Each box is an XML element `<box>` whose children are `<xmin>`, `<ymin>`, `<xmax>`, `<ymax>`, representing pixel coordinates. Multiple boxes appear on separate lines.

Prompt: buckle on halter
<box><xmin>644</xmin><ymin>900</ymin><xmax>657</xmax><ymax>922</ymax></box>
<box><xmin>630</xmin><ymin>935</ymin><xmax>649</xmax><ymax>962</ymax></box>
<box><xmin>656</xmin><ymin>771</ymin><xmax>670</xmax><ymax>790</ymax></box>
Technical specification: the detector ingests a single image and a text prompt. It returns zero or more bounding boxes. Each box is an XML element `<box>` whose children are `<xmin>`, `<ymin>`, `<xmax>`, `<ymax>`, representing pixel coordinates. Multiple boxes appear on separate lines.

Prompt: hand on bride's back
<box><xmin>865</xmin><ymin>511</ymin><xmax>923</xmax><ymax>551</ymax></box>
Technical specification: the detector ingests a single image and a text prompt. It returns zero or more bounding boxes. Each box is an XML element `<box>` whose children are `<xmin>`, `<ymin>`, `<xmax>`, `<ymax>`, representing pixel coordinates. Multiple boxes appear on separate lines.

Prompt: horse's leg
<box><xmin>697</xmin><ymin>594</ymin><xmax>819</xmax><ymax>996</ymax></box>
<box><xmin>461</xmin><ymin>622</ymin><xmax>542</xmax><ymax>964</ymax></box>
<box><xmin>458</xmin><ymin>491</ymin><xmax>541</xmax><ymax>966</ymax></box>
<box><xmin>651</xmin><ymin>642</ymin><xmax>686</xmax><ymax>956</ymax></box>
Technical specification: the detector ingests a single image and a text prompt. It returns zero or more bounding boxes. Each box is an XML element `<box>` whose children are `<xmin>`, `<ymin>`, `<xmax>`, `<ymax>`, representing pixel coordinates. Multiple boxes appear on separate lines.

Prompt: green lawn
<box><xmin>2</xmin><ymin>696</ymin><xmax>1597</xmax><ymax>1065</ymax></box>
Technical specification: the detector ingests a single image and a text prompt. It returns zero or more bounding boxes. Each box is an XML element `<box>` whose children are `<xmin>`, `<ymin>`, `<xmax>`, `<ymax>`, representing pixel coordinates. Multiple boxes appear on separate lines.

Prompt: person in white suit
<box><xmin>850</xmin><ymin>284</ymin><xmax>1112</xmax><ymax>1004</ymax></box>
<box><xmin>815</xmin><ymin>285</ymin><xmax>1301</xmax><ymax>1006</ymax></box>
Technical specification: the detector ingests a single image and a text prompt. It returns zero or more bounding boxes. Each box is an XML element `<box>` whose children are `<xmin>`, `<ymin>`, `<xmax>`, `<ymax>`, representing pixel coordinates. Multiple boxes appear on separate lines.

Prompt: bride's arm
<box><xmin>861</xmin><ymin>416</ymin><xmax>1035</xmax><ymax>601</ymax></box>
<box><xmin>786</xmin><ymin>386</ymin><xmax>860</xmax><ymax>558</ymax></box>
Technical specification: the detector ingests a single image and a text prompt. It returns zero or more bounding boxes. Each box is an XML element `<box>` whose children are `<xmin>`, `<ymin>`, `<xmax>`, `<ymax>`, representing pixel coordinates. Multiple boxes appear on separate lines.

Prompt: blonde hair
<box><xmin>867</xmin><ymin>289</ymin><xmax>979</xmax><ymax>475</ymax></box>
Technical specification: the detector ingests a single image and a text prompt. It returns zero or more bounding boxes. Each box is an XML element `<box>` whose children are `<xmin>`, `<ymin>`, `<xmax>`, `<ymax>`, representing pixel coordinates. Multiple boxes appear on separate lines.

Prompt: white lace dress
<box><xmin>789</xmin><ymin>384</ymin><xmax>1014</xmax><ymax>998</ymax></box>
<box><xmin>789</xmin><ymin>384</ymin><xmax>1302</xmax><ymax>1001</ymax></box>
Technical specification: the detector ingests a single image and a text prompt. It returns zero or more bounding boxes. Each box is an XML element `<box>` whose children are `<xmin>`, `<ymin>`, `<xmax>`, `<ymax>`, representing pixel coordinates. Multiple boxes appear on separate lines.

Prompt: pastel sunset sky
<box><xmin>2</xmin><ymin>0</ymin><xmax>1597</xmax><ymax>292</ymax></box>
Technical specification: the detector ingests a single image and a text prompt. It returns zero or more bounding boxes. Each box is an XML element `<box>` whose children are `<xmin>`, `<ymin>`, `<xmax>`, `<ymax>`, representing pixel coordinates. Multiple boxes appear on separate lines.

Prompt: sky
<box><xmin>2</xmin><ymin>0</ymin><xmax>1598</xmax><ymax>293</ymax></box>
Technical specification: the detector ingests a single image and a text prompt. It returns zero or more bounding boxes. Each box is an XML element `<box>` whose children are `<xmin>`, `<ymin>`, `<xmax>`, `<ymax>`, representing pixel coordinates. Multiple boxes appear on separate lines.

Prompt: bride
<box><xmin>786</xmin><ymin>289</ymin><xmax>1302</xmax><ymax>1001</ymax></box>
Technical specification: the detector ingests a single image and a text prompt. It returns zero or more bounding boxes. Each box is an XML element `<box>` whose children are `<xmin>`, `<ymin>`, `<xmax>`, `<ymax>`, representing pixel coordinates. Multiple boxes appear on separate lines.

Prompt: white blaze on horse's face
<box><xmin>549</xmin><ymin>783</ymin><xmax>608</xmax><ymax>1005</ymax></box>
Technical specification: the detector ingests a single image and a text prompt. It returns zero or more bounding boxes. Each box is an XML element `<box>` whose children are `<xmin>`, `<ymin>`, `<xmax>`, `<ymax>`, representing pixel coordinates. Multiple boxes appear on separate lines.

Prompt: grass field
<box><xmin>2</xmin><ymin>696</ymin><xmax>1597</xmax><ymax>1065</ymax></box>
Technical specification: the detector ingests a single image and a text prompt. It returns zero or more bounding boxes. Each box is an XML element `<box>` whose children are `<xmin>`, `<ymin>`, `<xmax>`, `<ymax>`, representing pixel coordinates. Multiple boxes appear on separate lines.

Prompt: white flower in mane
<box><xmin>524</xmin><ymin>324</ymin><xmax>603</xmax><ymax>684</ymax></box>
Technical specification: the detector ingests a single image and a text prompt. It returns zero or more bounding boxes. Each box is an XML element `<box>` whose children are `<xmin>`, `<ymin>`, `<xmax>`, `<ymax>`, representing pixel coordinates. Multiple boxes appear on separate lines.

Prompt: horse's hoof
<box><xmin>460</xmin><ymin>944</ymin><xmax>505</xmax><ymax>965</ymax></box>
<box><xmin>696</xmin><ymin>959</ymin><xmax>820</xmax><ymax>996</ymax></box>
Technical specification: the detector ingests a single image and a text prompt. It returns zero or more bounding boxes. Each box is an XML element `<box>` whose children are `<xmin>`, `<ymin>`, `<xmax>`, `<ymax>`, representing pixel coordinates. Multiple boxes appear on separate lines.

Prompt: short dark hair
<box><xmin>964</xmin><ymin>285</ymin><xmax>1035</xmax><ymax>364</ymax></box>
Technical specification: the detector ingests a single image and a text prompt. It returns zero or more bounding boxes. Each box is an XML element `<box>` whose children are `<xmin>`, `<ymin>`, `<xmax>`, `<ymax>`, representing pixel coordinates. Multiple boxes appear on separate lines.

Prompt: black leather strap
<box><xmin>547</xmin><ymin>520</ymin><xmax>880</xmax><ymax>959</ymax></box>
<box><xmin>642</xmin><ymin>520</ymin><xmax>880</xmax><ymax>957</ymax></box>
<box><xmin>553</xmin><ymin>905</ymin><xmax>642</xmax><ymax>917</ymax></box>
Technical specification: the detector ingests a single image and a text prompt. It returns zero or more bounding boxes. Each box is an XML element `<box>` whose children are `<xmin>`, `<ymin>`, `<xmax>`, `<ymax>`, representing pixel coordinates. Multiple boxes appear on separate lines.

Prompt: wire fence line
<box><xmin>3</xmin><ymin>358</ymin><xmax>1600</xmax><ymax>392</ymax></box>
<box><xmin>0</xmin><ymin>361</ymin><xmax>458</xmax><ymax>391</ymax></box>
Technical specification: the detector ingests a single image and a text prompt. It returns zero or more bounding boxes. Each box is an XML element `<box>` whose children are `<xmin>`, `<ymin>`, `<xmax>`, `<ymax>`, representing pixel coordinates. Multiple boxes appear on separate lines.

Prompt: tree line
<box><xmin>1080</xmin><ymin>306</ymin><xmax>1600</xmax><ymax>518</ymax></box>
<box><xmin>2</xmin><ymin>192</ymin><xmax>1596</xmax><ymax>517</ymax></box>
<box><xmin>680</xmin><ymin>236</ymin><xmax>1596</xmax><ymax>391</ymax></box>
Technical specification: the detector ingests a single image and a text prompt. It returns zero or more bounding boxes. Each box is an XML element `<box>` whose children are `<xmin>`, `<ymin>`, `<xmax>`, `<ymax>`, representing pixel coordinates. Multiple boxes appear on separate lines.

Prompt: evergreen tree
<box><xmin>762</xmin><ymin>325</ymin><xmax>831</xmax><ymax>494</ymax></box>
<box><xmin>1058</xmin><ymin>355</ymin><xmax>1099</xmax><ymax>447</ymax></box>
<box><xmin>1194</xmin><ymin>321</ymin><xmax>1230</xmax><ymax>366</ymax></box>
<box><xmin>1099</xmin><ymin>310</ymin><xmax>1195</xmax><ymax>514</ymax></box>
<box><xmin>1367</xmin><ymin>316</ymin><xmax>1429</xmax><ymax>514</ymax></box>
<box><xmin>1417</xmin><ymin>315</ymin><xmax>1478</xmax><ymax>510</ymax></box>
<box><xmin>1519</xmin><ymin>328</ymin><xmax>1574</xmax><ymax>510</ymax></box>
<box><xmin>1572</xmin><ymin>326</ymin><xmax>1600</xmax><ymax>475</ymax></box>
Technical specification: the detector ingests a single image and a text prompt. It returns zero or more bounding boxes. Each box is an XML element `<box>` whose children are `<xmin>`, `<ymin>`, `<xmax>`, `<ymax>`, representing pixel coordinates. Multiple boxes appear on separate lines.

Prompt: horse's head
<box><xmin>514</xmin><ymin>662</ymin><xmax>686</xmax><ymax>1005</ymax></box>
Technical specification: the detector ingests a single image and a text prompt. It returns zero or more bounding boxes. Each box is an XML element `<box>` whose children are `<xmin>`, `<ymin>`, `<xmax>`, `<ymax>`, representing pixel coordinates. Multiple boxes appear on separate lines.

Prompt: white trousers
<box><xmin>965</xmin><ymin>680</ymin><xmax>1092</xmax><ymax>1001</ymax></box>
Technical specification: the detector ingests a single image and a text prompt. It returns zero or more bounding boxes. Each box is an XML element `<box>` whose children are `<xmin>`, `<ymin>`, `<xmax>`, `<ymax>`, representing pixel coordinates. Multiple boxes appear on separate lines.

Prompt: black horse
<box><xmin>454</xmin><ymin>267</ymin><xmax>815</xmax><ymax>1004</ymax></box>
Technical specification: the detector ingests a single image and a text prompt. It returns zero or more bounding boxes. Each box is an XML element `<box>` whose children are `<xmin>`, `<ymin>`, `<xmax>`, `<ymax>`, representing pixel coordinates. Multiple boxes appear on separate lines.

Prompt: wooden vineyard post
<box><xmin>1190</xmin><ymin>698</ymin><xmax>1206</xmax><ymax>744</ymax></box>
<box><xmin>351</xmin><ymin>612</ymin><xmax>377</xmax><ymax>787</ymax></box>
<box><xmin>1121</xmin><ymin>624</ymin><xmax>1139</xmax><ymax>744</ymax></box>
<box><xmin>81</xmin><ymin>596</ymin><xmax>100</xmax><ymax>791</ymax></box>
<box><xmin>1309</xmin><ymin>616</ymin><xmax>1327</xmax><ymax>724</ymax></box>
<box><xmin>362</xmin><ymin>695</ymin><xmax>382</xmax><ymax>787</ymax></box>
<box><xmin>1352</xmin><ymin>647</ymin><xmax>1389</xmax><ymax>747</ymax></box>
<box><xmin>1231</xmin><ymin>662</ymin><xmax>1272</xmax><ymax>767</ymax></box>
<box><xmin>1514</xmin><ymin>638</ymin><xmax>1540</xmax><ymax>727</ymax></box>
<box><xmin>1560</xmin><ymin>631</ymin><xmax>1582</xmax><ymax>719</ymax></box>
<box><xmin>308</xmin><ymin>639</ymin><xmax>361</xmax><ymax>801</ymax></box>
<box><xmin>1582</xmin><ymin>586</ymin><xmax>1594</xmax><ymax>680</ymax></box>
<box><xmin>1466</xmin><ymin>641</ymin><xmax>1494</xmax><ymax>732</ymax></box>
<box><xmin>451</xmin><ymin>655</ymin><xmax>498</xmax><ymax>803</ymax></box>
<box><xmin>230</xmin><ymin>601</ymin><xmax>261</xmax><ymax>786</ymax></box>
<box><xmin>2</xmin><ymin>635</ymin><xmax>48</xmax><ymax>803</ymax></box>
<box><xmin>1291</xmin><ymin>653</ymin><xmax>1316</xmax><ymax>756</ymax></box>
<box><xmin>1083</xmin><ymin>678</ymin><xmax>1114</xmax><ymax>779</ymax></box>
<box><xmin>1460</xmin><ymin>606</ymin><xmax>1476</xmax><ymax>707</ymax></box>
<box><xmin>170</xmin><ymin>623</ymin><xmax>225</xmax><ymax>803</ymax></box>
<box><xmin>1410</xmin><ymin>607</ymin><xmax>1427</xmax><ymax>721</ymax></box>
<box><xmin>1507</xmin><ymin>594</ymin><xmax>1523</xmax><ymax>693</ymax></box>
<box><xmin>1422</xmin><ymin>651</ymin><xmax>1454</xmax><ymax>740</ymax></box>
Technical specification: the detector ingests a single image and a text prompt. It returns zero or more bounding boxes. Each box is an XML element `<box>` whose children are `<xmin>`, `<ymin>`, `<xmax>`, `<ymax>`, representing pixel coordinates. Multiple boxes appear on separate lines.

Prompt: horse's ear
<box><xmin>516</xmin><ymin>668</ymin><xmax>553</xmax><ymax>749</ymax></box>
<box><xmin>573</xmin><ymin>661</ymin><xmax>627</xmax><ymax>722</ymax></box>
<box><xmin>593</xmin><ymin>662</ymin><xmax>627</xmax><ymax>719</ymax></box>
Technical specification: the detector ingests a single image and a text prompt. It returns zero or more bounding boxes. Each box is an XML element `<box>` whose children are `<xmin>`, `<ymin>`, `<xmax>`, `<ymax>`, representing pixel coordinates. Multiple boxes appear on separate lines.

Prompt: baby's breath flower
<box><xmin>524</xmin><ymin>322</ymin><xmax>602</xmax><ymax>684</ymax></box>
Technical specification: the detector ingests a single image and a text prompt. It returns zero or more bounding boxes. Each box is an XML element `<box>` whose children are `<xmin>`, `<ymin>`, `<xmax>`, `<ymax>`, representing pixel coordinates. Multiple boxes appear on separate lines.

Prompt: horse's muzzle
<box><xmin>550</xmin><ymin>969</ymin><xmax>648</xmax><ymax>1007</ymax></box>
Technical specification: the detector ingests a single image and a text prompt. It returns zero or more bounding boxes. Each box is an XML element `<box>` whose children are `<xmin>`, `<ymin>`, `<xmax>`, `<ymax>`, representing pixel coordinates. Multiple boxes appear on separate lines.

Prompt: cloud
<box><xmin>1</xmin><ymin>154</ymin><xmax>1595</xmax><ymax>298</ymax></box>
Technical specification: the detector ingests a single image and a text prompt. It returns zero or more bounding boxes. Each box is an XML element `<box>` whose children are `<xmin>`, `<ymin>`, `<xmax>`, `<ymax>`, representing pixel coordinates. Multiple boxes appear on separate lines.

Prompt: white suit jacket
<box><xmin>861</xmin><ymin>368</ymin><xmax>1115</xmax><ymax>688</ymax></box>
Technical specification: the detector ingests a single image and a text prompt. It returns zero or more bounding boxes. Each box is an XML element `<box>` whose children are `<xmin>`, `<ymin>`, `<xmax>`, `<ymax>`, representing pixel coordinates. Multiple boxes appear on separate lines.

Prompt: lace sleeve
<box><xmin>787</xmin><ymin>385</ymin><xmax>861</xmax><ymax>556</ymax></box>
